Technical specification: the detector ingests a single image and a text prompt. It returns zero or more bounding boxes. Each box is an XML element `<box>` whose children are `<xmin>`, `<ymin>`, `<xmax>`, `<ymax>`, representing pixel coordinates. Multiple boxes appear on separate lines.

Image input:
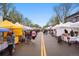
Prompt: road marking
<box><xmin>41</xmin><ymin>32</ymin><xmax>47</xmax><ymax>56</ymax></box>
<box><xmin>41</xmin><ymin>38</ymin><xmax>44</xmax><ymax>56</ymax></box>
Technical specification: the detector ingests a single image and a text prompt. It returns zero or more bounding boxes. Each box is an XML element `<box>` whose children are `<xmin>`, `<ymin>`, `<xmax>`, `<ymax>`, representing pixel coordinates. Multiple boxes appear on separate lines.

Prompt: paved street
<box><xmin>44</xmin><ymin>33</ymin><xmax>79</xmax><ymax>56</ymax></box>
<box><xmin>1</xmin><ymin>3</ymin><xmax>79</xmax><ymax>57</ymax></box>
<box><xmin>13</xmin><ymin>32</ymin><xmax>41</xmax><ymax>56</ymax></box>
<box><xmin>1</xmin><ymin>32</ymin><xmax>79</xmax><ymax>56</ymax></box>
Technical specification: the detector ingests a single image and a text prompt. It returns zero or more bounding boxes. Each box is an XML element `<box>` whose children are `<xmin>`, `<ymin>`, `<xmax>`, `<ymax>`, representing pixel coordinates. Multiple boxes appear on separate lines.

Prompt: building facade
<box><xmin>65</xmin><ymin>12</ymin><xmax>79</xmax><ymax>23</ymax></box>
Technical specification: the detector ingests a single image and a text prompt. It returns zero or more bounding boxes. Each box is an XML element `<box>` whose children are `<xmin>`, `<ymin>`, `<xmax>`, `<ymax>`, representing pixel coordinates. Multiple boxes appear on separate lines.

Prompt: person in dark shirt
<box><xmin>64</xmin><ymin>29</ymin><xmax>68</xmax><ymax>34</ymax></box>
<box><xmin>26</xmin><ymin>31</ymin><xmax>32</xmax><ymax>43</ymax></box>
<box><xmin>70</xmin><ymin>30</ymin><xmax>74</xmax><ymax>37</ymax></box>
<box><xmin>7</xmin><ymin>32</ymin><xmax>14</xmax><ymax>56</ymax></box>
<box><xmin>75</xmin><ymin>31</ymin><xmax>78</xmax><ymax>37</ymax></box>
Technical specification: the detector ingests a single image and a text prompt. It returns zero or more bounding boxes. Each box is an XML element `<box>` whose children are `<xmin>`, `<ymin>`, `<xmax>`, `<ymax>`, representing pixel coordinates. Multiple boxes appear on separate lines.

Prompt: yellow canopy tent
<box><xmin>0</xmin><ymin>20</ymin><xmax>22</xmax><ymax>28</ymax></box>
<box><xmin>0</xmin><ymin>20</ymin><xmax>23</xmax><ymax>44</ymax></box>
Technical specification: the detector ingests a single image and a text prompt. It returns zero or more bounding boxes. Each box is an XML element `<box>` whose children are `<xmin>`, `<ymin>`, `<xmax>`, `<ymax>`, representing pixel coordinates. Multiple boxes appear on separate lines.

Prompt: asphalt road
<box><xmin>1</xmin><ymin>32</ymin><xmax>79</xmax><ymax>56</ymax></box>
<box><xmin>44</xmin><ymin>33</ymin><xmax>79</xmax><ymax>56</ymax></box>
<box><xmin>13</xmin><ymin>32</ymin><xmax>41</xmax><ymax>56</ymax></box>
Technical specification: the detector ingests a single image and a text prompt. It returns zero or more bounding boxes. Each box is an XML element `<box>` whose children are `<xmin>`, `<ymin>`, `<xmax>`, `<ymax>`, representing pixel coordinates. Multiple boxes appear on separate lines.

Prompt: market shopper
<box><xmin>31</xmin><ymin>30</ymin><xmax>37</xmax><ymax>40</ymax></box>
<box><xmin>25</xmin><ymin>31</ymin><xmax>27</xmax><ymax>43</ymax></box>
<box><xmin>64</xmin><ymin>29</ymin><xmax>68</xmax><ymax>34</ymax></box>
<box><xmin>64</xmin><ymin>29</ymin><xmax>71</xmax><ymax>45</ymax></box>
<box><xmin>11</xmin><ymin>32</ymin><xmax>15</xmax><ymax>53</ymax></box>
<box><xmin>70</xmin><ymin>30</ymin><xmax>74</xmax><ymax>37</ymax></box>
<box><xmin>7</xmin><ymin>31</ymin><xmax>14</xmax><ymax>56</ymax></box>
<box><xmin>26</xmin><ymin>31</ymin><xmax>32</xmax><ymax>43</ymax></box>
<box><xmin>54</xmin><ymin>29</ymin><xmax>57</xmax><ymax>36</ymax></box>
<box><xmin>75</xmin><ymin>31</ymin><xmax>78</xmax><ymax>37</ymax></box>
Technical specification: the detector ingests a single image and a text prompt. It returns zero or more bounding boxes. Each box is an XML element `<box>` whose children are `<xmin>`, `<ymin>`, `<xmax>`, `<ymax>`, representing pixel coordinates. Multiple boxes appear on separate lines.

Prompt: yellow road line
<box><xmin>41</xmin><ymin>32</ymin><xmax>47</xmax><ymax>56</ymax></box>
<box><xmin>41</xmin><ymin>37</ymin><xmax>43</xmax><ymax>56</ymax></box>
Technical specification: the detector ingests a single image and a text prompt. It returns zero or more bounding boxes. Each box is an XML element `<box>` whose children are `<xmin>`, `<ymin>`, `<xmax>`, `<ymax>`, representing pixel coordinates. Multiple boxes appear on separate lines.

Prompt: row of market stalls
<box><xmin>0</xmin><ymin>20</ymin><xmax>41</xmax><ymax>52</ymax></box>
<box><xmin>52</xmin><ymin>22</ymin><xmax>79</xmax><ymax>36</ymax></box>
<box><xmin>0</xmin><ymin>20</ymin><xmax>33</xmax><ymax>44</ymax></box>
<box><xmin>45</xmin><ymin>21</ymin><xmax>79</xmax><ymax>43</ymax></box>
<box><xmin>45</xmin><ymin>22</ymin><xmax>79</xmax><ymax>36</ymax></box>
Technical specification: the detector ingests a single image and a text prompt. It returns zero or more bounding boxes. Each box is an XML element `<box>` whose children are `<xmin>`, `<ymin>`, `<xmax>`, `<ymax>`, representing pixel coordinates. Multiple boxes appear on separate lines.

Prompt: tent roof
<box><xmin>23</xmin><ymin>26</ymin><xmax>32</xmax><ymax>30</ymax></box>
<box><xmin>15</xmin><ymin>22</ymin><xmax>33</xmax><ymax>30</ymax></box>
<box><xmin>52</xmin><ymin>23</ymin><xmax>64</xmax><ymax>29</ymax></box>
<box><xmin>15</xmin><ymin>22</ymin><xmax>23</xmax><ymax>27</ymax></box>
<box><xmin>70</xmin><ymin>21</ymin><xmax>79</xmax><ymax>28</ymax></box>
<box><xmin>45</xmin><ymin>26</ymin><xmax>52</xmax><ymax>30</ymax></box>
<box><xmin>63</xmin><ymin>22</ymin><xmax>73</xmax><ymax>26</ymax></box>
<box><xmin>52</xmin><ymin>22</ymin><xmax>73</xmax><ymax>29</ymax></box>
<box><xmin>0</xmin><ymin>20</ymin><xmax>22</xmax><ymax>28</ymax></box>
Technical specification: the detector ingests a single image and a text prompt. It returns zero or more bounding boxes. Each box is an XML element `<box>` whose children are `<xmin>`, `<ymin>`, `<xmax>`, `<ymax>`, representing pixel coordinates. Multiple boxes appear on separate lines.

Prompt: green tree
<box><xmin>9</xmin><ymin>7</ymin><xmax>22</xmax><ymax>23</ymax></box>
<box><xmin>0</xmin><ymin>3</ymin><xmax>13</xmax><ymax>20</ymax></box>
<box><xmin>45</xmin><ymin>16</ymin><xmax>60</xmax><ymax>28</ymax></box>
<box><xmin>25</xmin><ymin>17</ymin><xmax>33</xmax><ymax>26</ymax></box>
<box><xmin>32</xmin><ymin>24</ymin><xmax>40</xmax><ymax>28</ymax></box>
<box><xmin>52</xmin><ymin>16</ymin><xmax>60</xmax><ymax>25</ymax></box>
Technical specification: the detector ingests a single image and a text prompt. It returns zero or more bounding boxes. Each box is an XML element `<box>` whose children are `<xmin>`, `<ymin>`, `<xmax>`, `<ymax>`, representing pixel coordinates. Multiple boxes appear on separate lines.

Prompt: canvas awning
<box><xmin>0</xmin><ymin>20</ymin><xmax>23</xmax><ymax>44</ymax></box>
<box><xmin>15</xmin><ymin>22</ymin><xmax>33</xmax><ymax>31</ymax></box>
<box><xmin>0</xmin><ymin>28</ymin><xmax>10</xmax><ymax>32</ymax></box>
<box><xmin>0</xmin><ymin>20</ymin><xmax>22</xmax><ymax>29</ymax></box>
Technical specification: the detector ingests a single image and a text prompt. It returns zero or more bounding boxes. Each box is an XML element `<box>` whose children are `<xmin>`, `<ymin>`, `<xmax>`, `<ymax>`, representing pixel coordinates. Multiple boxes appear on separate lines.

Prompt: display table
<box><xmin>69</xmin><ymin>36</ymin><xmax>79</xmax><ymax>42</ymax></box>
<box><xmin>0</xmin><ymin>42</ymin><xmax>8</xmax><ymax>52</ymax></box>
<box><xmin>62</xmin><ymin>36</ymin><xmax>79</xmax><ymax>43</ymax></box>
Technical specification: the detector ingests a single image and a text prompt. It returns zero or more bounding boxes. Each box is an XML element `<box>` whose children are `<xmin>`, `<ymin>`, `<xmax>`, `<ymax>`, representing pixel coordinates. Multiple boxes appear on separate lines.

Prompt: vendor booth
<box><xmin>15</xmin><ymin>22</ymin><xmax>32</xmax><ymax>31</ymax></box>
<box><xmin>0</xmin><ymin>28</ymin><xmax>10</xmax><ymax>52</ymax></box>
<box><xmin>0</xmin><ymin>20</ymin><xmax>23</xmax><ymax>44</ymax></box>
<box><xmin>23</xmin><ymin>26</ymin><xmax>32</xmax><ymax>31</ymax></box>
<box><xmin>52</xmin><ymin>22</ymin><xmax>79</xmax><ymax>44</ymax></box>
<box><xmin>52</xmin><ymin>22</ymin><xmax>74</xmax><ymax>36</ymax></box>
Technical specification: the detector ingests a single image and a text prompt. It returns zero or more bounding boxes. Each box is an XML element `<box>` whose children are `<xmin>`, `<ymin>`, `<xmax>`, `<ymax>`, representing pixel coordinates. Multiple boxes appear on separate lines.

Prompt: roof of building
<box><xmin>65</xmin><ymin>11</ymin><xmax>79</xmax><ymax>19</ymax></box>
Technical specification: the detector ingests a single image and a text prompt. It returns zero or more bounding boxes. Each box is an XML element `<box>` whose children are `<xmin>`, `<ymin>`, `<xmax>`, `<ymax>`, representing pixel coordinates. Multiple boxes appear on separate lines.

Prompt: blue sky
<box><xmin>14</xmin><ymin>3</ymin><xmax>59</xmax><ymax>27</ymax></box>
<box><xmin>14</xmin><ymin>3</ymin><xmax>79</xmax><ymax>27</ymax></box>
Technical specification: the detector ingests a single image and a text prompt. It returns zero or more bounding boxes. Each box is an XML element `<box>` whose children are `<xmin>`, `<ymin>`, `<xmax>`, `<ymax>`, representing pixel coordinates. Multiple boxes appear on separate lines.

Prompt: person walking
<box><xmin>11</xmin><ymin>32</ymin><xmax>15</xmax><ymax>53</ymax></box>
<box><xmin>26</xmin><ymin>31</ymin><xmax>32</xmax><ymax>44</ymax></box>
<box><xmin>70</xmin><ymin>30</ymin><xmax>74</xmax><ymax>37</ymax></box>
<box><xmin>31</xmin><ymin>30</ymin><xmax>37</xmax><ymax>40</ymax></box>
<box><xmin>7</xmin><ymin>31</ymin><xmax>14</xmax><ymax>56</ymax></box>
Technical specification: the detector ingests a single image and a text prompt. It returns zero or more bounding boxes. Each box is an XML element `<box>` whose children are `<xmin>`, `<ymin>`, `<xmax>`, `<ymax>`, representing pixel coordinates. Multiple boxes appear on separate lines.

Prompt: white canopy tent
<box><xmin>71</xmin><ymin>21</ymin><xmax>79</xmax><ymax>28</ymax></box>
<box><xmin>45</xmin><ymin>26</ymin><xmax>52</xmax><ymax>30</ymax></box>
<box><xmin>52</xmin><ymin>22</ymin><xmax>73</xmax><ymax>29</ymax></box>
<box><xmin>52</xmin><ymin>22</ymin><xmax>74</xmax><ymax>36</ymax></box>
<box><xmin>15</xmin><ymin>22</ymin><xmax>33</xmax><ymax>31</ymax></box>
<box><xmin>51</xmin><ymin>21</ymin><xmax>79</xmax><ymax>42</ymax></box>
<box><xmin>62</xmin><ymin>22</ymin><xmax>73</xmax><ymax>28</ymax></box>
<box><xmin>52</xmin><ymin>23</ymin><xmax>64</xmax><ymax>29</ymax></box>
<box><xmin>23</xmin><ymin>26</ymin><xmax>32</xmax><ymax>31</ymax></box>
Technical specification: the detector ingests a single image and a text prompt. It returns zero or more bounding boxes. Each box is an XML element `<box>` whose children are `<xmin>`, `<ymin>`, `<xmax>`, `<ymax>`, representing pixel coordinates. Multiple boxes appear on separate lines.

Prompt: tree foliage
<box><xmin>9</xmin><ymin>8</ymin><xmax>22</xmax><ymax>23</ymax></box>
<box><xmin>0</xmin><ymin>3</ymin><xmax>13</xmax><ymax>20</ymax></box>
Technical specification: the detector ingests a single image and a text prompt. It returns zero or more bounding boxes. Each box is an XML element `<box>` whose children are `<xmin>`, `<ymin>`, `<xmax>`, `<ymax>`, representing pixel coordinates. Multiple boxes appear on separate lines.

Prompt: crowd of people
<box><xmin>56</xmin><ymin>29</ymin><xmax>79</xmax><ymax>44</ymax></box>
<box><xmin>0</xmin><ymin>30</ymin><xmax>39</xmax><ymax>56</ymax></box>
<box><xmin>43</xmin><ymin>29</ymin><xmax>57</xmax><ymax>37</ymax></box>
<box><xmin>64</xmin><ymin>29</ymin><xmax>78</xmax><ymax>37</ymax></box>
<box><xmin>24</xmin><ymin>30</ymin><xmax>37</xmax><ymax>43</ymax></box>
